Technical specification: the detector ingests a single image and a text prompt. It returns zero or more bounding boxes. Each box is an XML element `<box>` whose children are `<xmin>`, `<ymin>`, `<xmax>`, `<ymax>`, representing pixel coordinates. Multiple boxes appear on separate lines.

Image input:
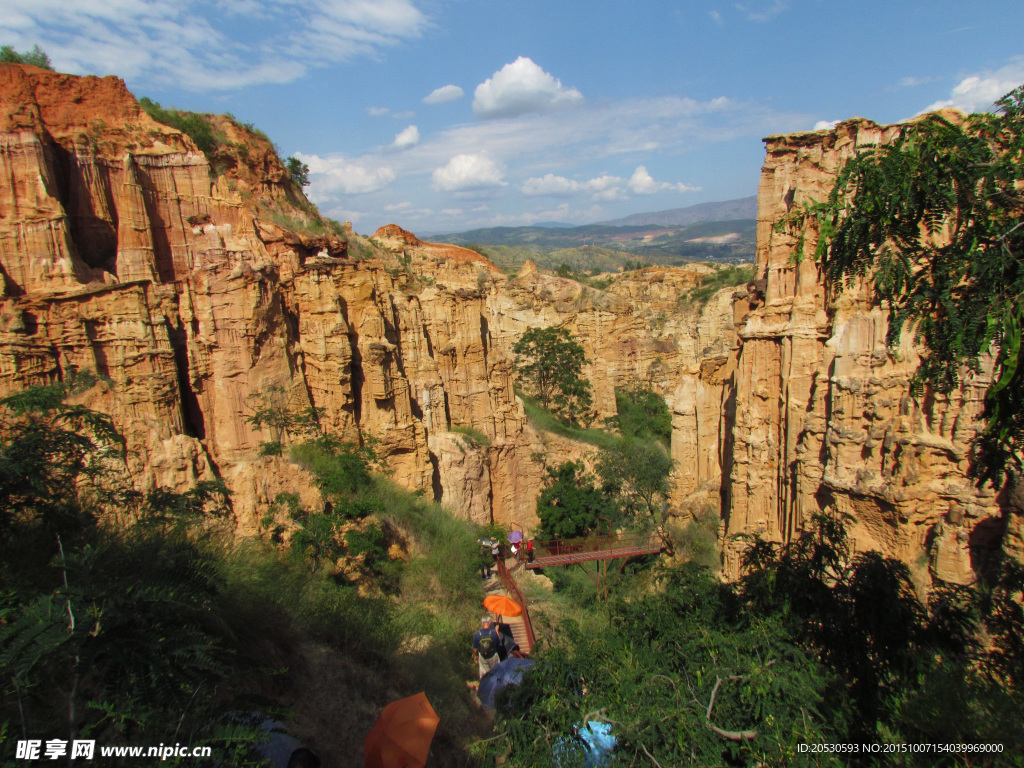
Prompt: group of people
<box><xmin>479</xmin><ymin>537</ymin><xmax>535</xmax><ymax>579</ymax></box>
<box><xmin>472</xmin><ymin>617</ymin><xmax>520</xmax><ymax>678</ymax></box>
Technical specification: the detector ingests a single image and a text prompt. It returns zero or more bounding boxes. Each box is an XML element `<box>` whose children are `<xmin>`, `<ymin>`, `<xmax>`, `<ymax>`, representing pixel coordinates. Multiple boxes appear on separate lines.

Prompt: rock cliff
<box><xmin>0</xmin><ymin>65</ymin><xmax>744</xmax><ymax>534</ymax></box>
<box><xmin>680</xmin><ymin>115</ymin><xmax>1021</xmax><ymax>584</ymax></box>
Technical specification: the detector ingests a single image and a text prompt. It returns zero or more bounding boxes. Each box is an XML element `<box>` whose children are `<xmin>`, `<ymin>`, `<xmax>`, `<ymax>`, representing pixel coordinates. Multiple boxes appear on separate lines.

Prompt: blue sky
<box><xmin>3</xmin><ymin>0</ymin><xmax>1023</xmax><ymax>234</ymax></box>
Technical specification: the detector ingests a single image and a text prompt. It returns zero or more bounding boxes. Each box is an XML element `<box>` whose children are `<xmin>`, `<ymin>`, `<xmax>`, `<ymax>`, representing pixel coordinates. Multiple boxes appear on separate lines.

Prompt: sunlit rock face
<box><xmin>708</xmin><ymin>115</ymin><xmax>1017</xmax><ymax>584</ymax></box>
<box><xmin>0</xmin><ymin>65</ymin><xmax>747</xmax><ymax>533</ymax></box>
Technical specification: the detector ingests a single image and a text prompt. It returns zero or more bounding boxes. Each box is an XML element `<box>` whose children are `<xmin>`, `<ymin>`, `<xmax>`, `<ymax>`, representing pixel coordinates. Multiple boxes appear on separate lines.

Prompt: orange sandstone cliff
<box><xmin>677</xmin><ymin>116</ymin><xmax>1022</xmax><ymax>584</ymax></box>
<box><xmin>6</xmin><ymin>66</ymin><xmax>1008</xmax><ymax>586</ymax></box>
<box><xmin>0</xmin><ymin>65</ymin><xmax>742</xmax><ymax>533</ymax></box>
<box><xmin>0</xmin><ymin>65</ymin><xmax>535</xmax><ymax>527</ymax></box>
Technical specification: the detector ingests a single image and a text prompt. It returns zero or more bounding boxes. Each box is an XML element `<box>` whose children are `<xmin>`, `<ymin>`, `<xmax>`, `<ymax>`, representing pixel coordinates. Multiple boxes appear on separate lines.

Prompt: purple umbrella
<box><xmin>507</xmin><ymin>531</ymin><xmax>524</xmax><ymax>543</ymax></box>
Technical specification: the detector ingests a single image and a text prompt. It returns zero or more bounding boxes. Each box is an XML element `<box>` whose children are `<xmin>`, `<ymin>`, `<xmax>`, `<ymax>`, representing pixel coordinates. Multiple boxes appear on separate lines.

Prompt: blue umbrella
<box><xmin>478</xmin><ymin>657</ymin><xmax>535</xmax><ymax>709</ymax></box>
<box><xmin>579</xmin><ymin>721</ymin><xmax>615</xmax><ymax>767</ymax></box>
<box><xmin>552</xmin><ymin>721</ymin><xmax>616</xmax><ymax>768</ymax></box>
<box><xmin>507</xmin><ymin>531</ymin><xmax>524</xmax><ymax>543</ymax></box>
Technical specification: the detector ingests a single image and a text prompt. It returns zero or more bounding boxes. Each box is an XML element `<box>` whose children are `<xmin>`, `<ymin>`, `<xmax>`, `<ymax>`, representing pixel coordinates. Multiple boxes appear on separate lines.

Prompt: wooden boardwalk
<box><xmin>483</xmin><ymin>532</ymin><xmax>664</xmax><ymax>657</ymax></box>
<box><xmin>524</xmin><ymin>531</ymin><xmax>662</xmax><ymax>569</ymax></box>
<box><xmin>492</xmin><ymin>558</ymin><xmax>535</xmax><ymax>655</ymax></box>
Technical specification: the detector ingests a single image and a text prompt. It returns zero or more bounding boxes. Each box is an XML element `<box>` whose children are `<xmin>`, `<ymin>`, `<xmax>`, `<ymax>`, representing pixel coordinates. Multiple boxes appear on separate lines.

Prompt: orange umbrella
<box><xmin>364</xmin><ymin>692</ymin><xmax>439</xmax><ymax>768</ymax></box>
<box><xmin>483</xmin><ymin>594</ymin><xmax>522</xmax><ymax>617</ymax></box>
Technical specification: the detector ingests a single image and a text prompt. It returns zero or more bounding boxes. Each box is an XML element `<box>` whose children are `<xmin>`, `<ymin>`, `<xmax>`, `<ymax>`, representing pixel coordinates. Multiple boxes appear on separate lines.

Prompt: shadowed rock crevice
<box><xmin>165</xmin><ymin>316</ymin><xmax>205</xmax><ymax>439</ymax></box>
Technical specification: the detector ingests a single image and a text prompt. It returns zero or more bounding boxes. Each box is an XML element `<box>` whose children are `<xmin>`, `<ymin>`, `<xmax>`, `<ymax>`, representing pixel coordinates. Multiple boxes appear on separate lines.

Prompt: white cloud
<box><xmin>519</xmin><ymin>173</ymin><xmax>625</xmax><ymax>200</ymax></box>
<box><xmin>367</xmin><ymin>106</ymin><xmax>391</xmax><ymax>116</ymax></box>
<box><xmin>921</xmin><ymin>58</ymin><xmax>1024</xmax><ymax>115</ymax></box>
<box><xmin>587</xmin><ymin>176</ymin><xmax>626</xmax><ymax>201</ymax></box>
<box><xmin>432</xmin><ymin>154</ymin><xmax>507</xmax><ymax>191</ymax></box>
<box><xmin>709</xmin><ymin>10</ymin><xmax>723</xmax><ymax>24</ymax></box>
<box><xmin>297</xmin><ymin>152</ymin><xmax>395</xmax><ymax>195</ymax></box>
<box><xmin>424</xmin><ymin>84</ymin><xmax>464</xmax><ymax>104</ymax></box>
<box><xmin>627</xmin><ymin>165</ymin><xmax>699</xmax><ymax>195</ymax></box>
<box><xmin>384</xmin><ymin>201</ymin><xmax>412</xmax><ymax>211</ymax></box>
<box><xmin>520</xmin><ymin>174</ymin><xmax>582</xmax><ymax>197</ymax></box>
<box><xmin>735</xmin><ymin>0</ymin><xmax>789</xmax><ymax>22</ymax></box>
<box><xmin>813</xmin><ymin>119</ymin><xmax>839</xmax><ymax>130</ymax></box>
<box><xmin>521</xmin><ymin>167</ymin><xmax>698</xmax><ymax>200</ymax></box>
<box><xmin>473</xmin><ymin>57</ymin><xmax>584</xmax><ymax>119</ymax></box>
<box><xmin>893</xmin><ymin>76</ymin><xmax>938</xmax><ymax>89</ymax></box>
<box><xmin>1</xmin><ymin>0</ymin><xmax>427</xmax><ymax>90</ymax></box>
<box><xmin>393</xmin><ymin>125</ymin><xmax>420</xmax><ymax>148</ymax></box>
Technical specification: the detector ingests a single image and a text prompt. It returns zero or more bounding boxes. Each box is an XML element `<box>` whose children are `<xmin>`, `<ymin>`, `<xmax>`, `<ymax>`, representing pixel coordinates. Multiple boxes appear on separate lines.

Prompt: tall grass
<box><xmin>520</xmin><ymin>394</ymin><xmax>623</xmax><ymax>450</ymax></box>
<box><xmin>448</xmin><ymin>424</ymin><xmax>491</xmax><ymax>448</ymax></box>
<box><xmin>369</xmin><ymin>478</ymin><xmax>484</xmax><ymax>612</ymax></box>
<box><xmin>216</xmin><ymin>540</ymin><xmax>398</xmax><ymax>666</ymax></box>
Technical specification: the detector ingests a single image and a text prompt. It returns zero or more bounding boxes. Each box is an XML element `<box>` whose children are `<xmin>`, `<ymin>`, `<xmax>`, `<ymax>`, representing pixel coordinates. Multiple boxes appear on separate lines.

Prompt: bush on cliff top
<box><xmin>138</xmin><ymin>97</ymin><xmax>223</xmax><ymax>155</ymax></box>
<box><xmin>0</xmin><ymin>44</ymin><xmax>53</xmax><ymax>70</ymax></box>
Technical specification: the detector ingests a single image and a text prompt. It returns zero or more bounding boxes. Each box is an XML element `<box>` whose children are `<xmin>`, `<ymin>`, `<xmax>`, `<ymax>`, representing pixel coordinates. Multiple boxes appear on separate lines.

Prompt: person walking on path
<box><xmin>478</xmin><ymin>539</ymin><xmax>493</xmax><ymax>579</ymax></box>
<box><xmin>490</xmin><ymin>539</ymin><xmax>502</xmax><ymax>567</ymax></box>
<box><xmin>473</xmin><ymin>617</ymin><xmax>503</xmax><ymax>678</ymax></box>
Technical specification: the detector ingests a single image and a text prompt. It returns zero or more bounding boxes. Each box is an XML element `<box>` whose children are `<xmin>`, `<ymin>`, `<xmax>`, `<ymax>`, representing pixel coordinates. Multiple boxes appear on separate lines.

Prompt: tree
<box><xmin>0</xmin><ymin>380</ymin><xmax>253</xmax><ymax>761</ymax></box>
<box><xmin>286</xmin><ymin>156</ymin><xmax>310</xmax><ymax>187</ymax></box>
<box><xmin>608</xmin><ymin>384</ymin><xmax>672</xmax><ymax>446</ymax></box>
<box><xmin>245</xmin><ymin>384</ymin><xmax>321</xmax><ymax>455</ymax></box>
<box><xmin>536</xmin><ymin>462</ymin><xmax>618</xmax><ymax>539</ymax></box>
<box><xmin>0</xmin><ymin>44</ymin><xmax>53</xmax><ymax>70</ymax></box>
<box><xmin>597</xmin><ymin>438</ymin><xmax>673</xmax><ymax>523</ymax></box>
<box><xmin>800</xmin><ymin>86</ymin><xmax>1024</xmax><ymax>484</ymax></box>
<box><xmin>513</xmin><ymin>327</ymin><xmax>592</xmax><ymax>426</ymax></box>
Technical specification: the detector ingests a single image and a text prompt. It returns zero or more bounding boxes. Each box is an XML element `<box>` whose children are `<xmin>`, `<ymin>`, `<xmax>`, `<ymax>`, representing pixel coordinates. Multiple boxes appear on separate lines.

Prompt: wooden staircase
<box><xmin>493</xmin><ymin>557</ymin><xmax>535</xmax><ymax>655</ymax></box>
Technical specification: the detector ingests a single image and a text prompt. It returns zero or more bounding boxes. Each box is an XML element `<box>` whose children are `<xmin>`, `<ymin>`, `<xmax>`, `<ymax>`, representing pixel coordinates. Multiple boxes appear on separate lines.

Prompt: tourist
<box><xmin>473</xmin><ymin>617</ymin><xmax>502</xmax><ymax>678</ymax></box>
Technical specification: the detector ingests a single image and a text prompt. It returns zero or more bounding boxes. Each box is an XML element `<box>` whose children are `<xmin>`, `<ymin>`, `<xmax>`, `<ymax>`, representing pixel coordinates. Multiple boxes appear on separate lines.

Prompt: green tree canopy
<box><xmin>536</xmin><ymin>461</ymin><xmax>618</xmax><ymax>539</ymax></box>
<box><xmin>597</xmin><ymin>437</ymin><xmax>673</xmax><ymax>523</ymax></box>
<box><xmin>513</xmin><ymin>326</ymin><xmax>593</xmax><ymax>426</ymax></box>
<box><xmin>803</xmin><ymin>86</ymin><xmax>1024</xmax><ymax>483</ymax></box>
<box><xmin>609</xmin><ymin>383</ymin><xmax>672</xmax><ymax>446</ymax></box>
<box><xmin>286</xmin><ymin>156</ymin><xmax>310</xmax><ymax>187</ymax></box>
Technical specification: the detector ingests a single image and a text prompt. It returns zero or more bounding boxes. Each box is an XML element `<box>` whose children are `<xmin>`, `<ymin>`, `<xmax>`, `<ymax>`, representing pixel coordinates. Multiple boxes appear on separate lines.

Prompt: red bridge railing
<box><xmin>528</xmin><ymin>531</ymin><xmax>660</xmax><ymax>561</ymax></box>
<box><xmin>495</xmin><ymin>557</ymin><xmax>536</xmax><ymax>653</ymax></box>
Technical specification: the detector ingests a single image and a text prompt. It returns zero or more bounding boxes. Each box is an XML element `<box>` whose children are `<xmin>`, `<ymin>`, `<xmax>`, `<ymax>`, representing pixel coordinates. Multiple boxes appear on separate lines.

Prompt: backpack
<box><xmin>477</xmin><ymin>632</ymin><xmax>498</xmax><ymax>659</ymax></box>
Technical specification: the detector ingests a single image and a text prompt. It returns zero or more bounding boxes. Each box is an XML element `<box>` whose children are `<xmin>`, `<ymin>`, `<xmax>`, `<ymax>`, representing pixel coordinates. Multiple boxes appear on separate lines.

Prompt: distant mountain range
<box><xmin>596</xmin><ymin>196</ymin><xmax>758</xmax><ymax>227</ymax></box>
<box><xmin>431</xmin><ymin>213</ymin><xmax>756</xmax><ymax>273</ymax></box>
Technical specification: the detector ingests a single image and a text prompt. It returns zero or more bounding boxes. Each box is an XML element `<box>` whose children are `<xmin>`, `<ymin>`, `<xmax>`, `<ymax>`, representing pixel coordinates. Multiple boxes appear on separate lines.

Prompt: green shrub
<box><xmin>670</xmin><ymin>503</ymin><xmax>721</xmax><ymax>571</ymax></box>
<box><xmin>682</xmin><ymin>264</ymin><xmax>754</xmax><ymax>308</ymax></box>
<box><xmin>138</xmin><ymin>97</ymin><xmax>224</xmax><ymax>155</ymax></box>
<box><xmin>286</xmin><ymin>156</ymin><xmax>310</xmax><ymax>187</ymax></box>
<box><xmin>611</xmin><ymin>383</ymin><xmax>672</xmax><ymax>446</ymax></box>
<box><xmin>0</xmin><ymin>44</ymin><xmax>52</xmax><ymax>69</ymax></box>
<box><xmin>449</xmin><ymin>424</ymin><xmax>490</xmax><ymax>448</ymax></box>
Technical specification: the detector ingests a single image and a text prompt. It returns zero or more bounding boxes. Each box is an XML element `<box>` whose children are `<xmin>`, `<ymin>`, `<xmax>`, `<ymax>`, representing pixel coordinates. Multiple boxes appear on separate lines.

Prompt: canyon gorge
<box><xmin>1</xmin><ymin>63</ymin><xmax>1018</xmax><ymax>589</ymax></box>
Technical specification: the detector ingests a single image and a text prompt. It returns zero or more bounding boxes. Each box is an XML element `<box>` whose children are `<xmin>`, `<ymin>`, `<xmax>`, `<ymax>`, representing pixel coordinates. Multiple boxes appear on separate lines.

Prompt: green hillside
<box><xmin>439</xmin><ymin>218</ymin><xmax>755</xmax><ymax>272</ymax></box>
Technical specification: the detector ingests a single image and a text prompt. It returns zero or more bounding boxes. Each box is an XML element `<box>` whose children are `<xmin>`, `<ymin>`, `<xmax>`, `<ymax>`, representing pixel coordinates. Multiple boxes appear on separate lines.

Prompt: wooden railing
<box><xmin>529</xmin><ymin>531</ymin><xmax>660</xmax><ymax>561</ymax></box>
<box><xmin>495</xmin><ymin>557</ymin><xmax>536</xmax><ymax>652</ymax></box>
